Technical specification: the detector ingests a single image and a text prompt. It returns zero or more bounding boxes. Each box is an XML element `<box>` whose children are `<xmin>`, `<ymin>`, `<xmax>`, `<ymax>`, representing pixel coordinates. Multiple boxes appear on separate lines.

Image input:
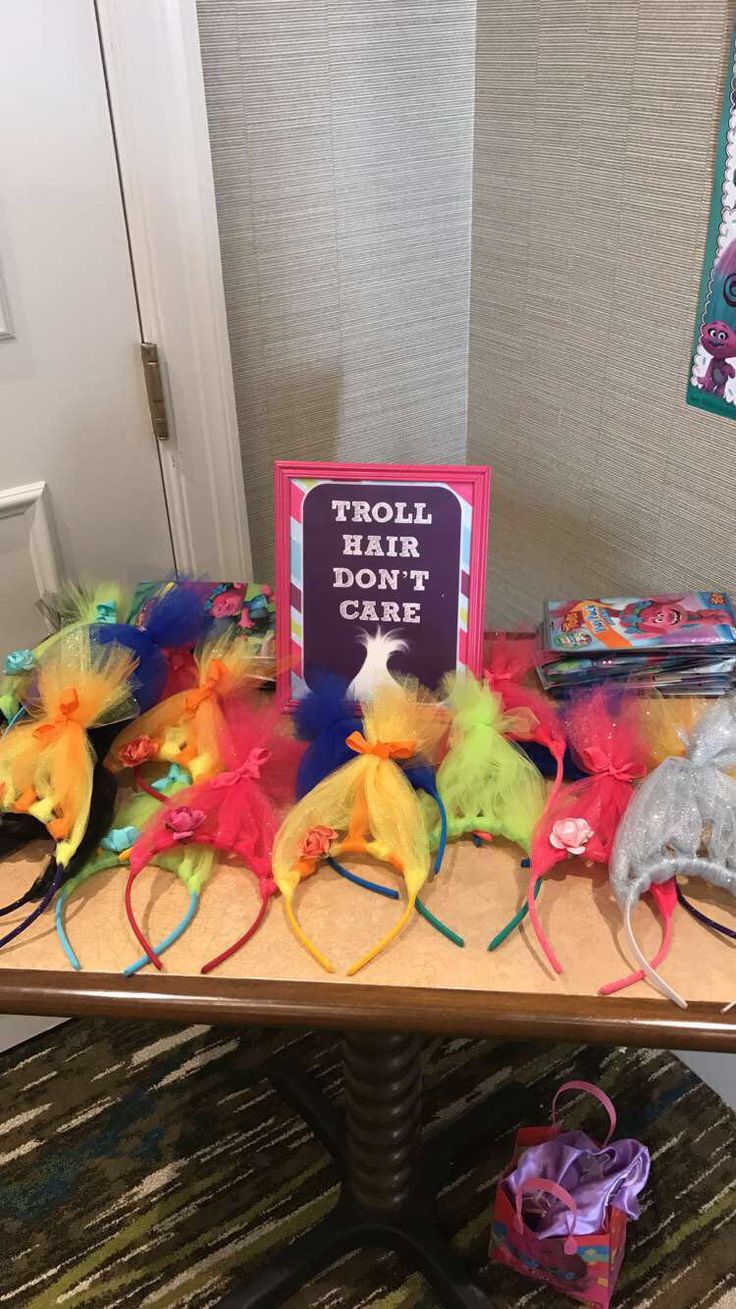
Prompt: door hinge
<box><xmin>140</xmin><ymin>341</ymin><xmax>169</xmax><ymax>440</ymax></box>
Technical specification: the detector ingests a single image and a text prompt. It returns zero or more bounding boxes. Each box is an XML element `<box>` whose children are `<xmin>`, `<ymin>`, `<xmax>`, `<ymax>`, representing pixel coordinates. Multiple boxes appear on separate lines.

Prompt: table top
<box><xmin>0</xmin><ymin>838</ymin><xmax>733</xmax><ymax>1052</ymax></box>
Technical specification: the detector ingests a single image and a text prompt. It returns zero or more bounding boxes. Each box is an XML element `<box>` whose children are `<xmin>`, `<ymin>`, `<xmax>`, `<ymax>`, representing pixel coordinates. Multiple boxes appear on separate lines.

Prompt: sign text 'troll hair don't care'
<box><xmin>275</xmin><ymin>462</ymin><xmax>490</xmax><ymax>706</ymax></box>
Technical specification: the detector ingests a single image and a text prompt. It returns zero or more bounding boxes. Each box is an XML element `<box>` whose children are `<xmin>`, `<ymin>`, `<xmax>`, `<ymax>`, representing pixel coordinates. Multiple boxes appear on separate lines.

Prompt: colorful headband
<box><xmin>485</xmin><ymin>631</ymin><xmax>567</xmax><ymax>805</ymax></box>
<box><xmin>1</xmin><ymin>583</ymin><xmax>132</xmax><ymax>723</ymax></box>
<box><xmin>2</xmin><ymin>580</ymin><xmax>208</xmax><ymax>725</ymax></box>
<box><xmin>108</xmin><ymin>633</ymin><xmax>262</xmax><ymax>783</ymax></box>
<box><xmin>0</xmin><ymin>755</ymin><xmax>117</xmax><ymax>934</ymax></box>
<box><xmin>434</xmin><ymin>673</ymin><xmax>545</xmax><ymax>848</ymax></box>
<box><xmin>127</xmin><ymin>697</ymin><xmax>301</xmax><ymax>974</ymax></box>
<box><xmin>55</xmin><ymin>763</ymin><xmax>194</xmax><ymax>973</ymax></box>
<box><xmin>520</xmin><ymin>687</ymin><xmax>649</xmax><ymax>976</ymax></box>
<box><xmin>0</xmin><ymin>632</ymin><xmax>136</xmax><ymax>948</ymax></box>
<box><xmin>599</xmin><ymin>697</ymin><xmax>712</xmax><ymax>997</ymax></box>
<box><xmin>273</xmin><ymin>679</ymin><xmax>442</xmax><ymax>975</ymax></box>
<box><xmin>609</xmin><ymin>694</ymin><xmax>736</xmax><ymax>1008</ymax></box>
<box><xmin>294</xmin><ymin>675</ymin><xmax>456</xmax><ymax>941</ymax></box>
<box><xmin>429</xmin><ymin>672</ymin><xmax>546</xmax><ymax>947</ymax></box>
<box><xmin>90</xmin><ymin>580</ymin><xmax>207</xmax><ymax>711</ymax></box>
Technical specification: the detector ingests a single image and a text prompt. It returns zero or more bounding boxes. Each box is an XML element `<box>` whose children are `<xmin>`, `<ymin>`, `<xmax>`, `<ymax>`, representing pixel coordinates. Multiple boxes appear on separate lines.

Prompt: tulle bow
<box><xmin>211</xmin><ymin>746</ymin><xmax>271</xmax><ymax>787</ymax></box>
<box><xmin>582</xmin><ymin>747</ymin><xmax>643</xmax><ymax>783</ymax></box>
<box><xmin>345</xmin><ymin>731</ymin><xmax>415</xmax><ymax>760</ymax></box>
<box><xmin>33</xmin><ymin>687</ymin><xmax>81</xmax><ymax>741</ymax></box>
<box><xmin>184</xmin><ymin>658</ymin><xmax>227</xmax><ymax>714</ymax></box>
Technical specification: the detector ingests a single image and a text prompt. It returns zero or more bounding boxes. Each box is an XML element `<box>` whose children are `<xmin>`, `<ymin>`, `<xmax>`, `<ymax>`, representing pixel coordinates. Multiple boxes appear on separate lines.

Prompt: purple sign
<box><xmin>276</xmin><ymin>462</ymin><xmax>491</xmax><ymax>705</ymax></box>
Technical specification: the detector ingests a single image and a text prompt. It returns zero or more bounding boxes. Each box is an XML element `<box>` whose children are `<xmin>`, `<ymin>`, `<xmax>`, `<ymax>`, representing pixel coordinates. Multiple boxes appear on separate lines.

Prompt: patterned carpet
<box><xmin>0</xmin><ymin>1019</ymin><xmax>733</xmax><ymax>1309</ymax></box>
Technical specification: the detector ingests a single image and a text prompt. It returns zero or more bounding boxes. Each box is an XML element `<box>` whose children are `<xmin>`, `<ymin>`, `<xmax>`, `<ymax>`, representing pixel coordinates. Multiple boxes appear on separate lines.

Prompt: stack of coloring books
<box><xmin>538</xmin><ymin>592</ymin><xmax>736</xmax><ymax>697</ymax></box>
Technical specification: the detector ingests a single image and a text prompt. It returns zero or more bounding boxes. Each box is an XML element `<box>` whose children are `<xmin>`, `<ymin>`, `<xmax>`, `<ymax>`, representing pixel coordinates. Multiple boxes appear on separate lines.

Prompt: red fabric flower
<box><xmin>117</xmin><ymin>735</ymin><xmax>160</xmax><ymax>768</ymax></box>
<box><xmin>299</xmin><ymin>825</ymin><xmax>337</xmax><ymax>860</ymax></box>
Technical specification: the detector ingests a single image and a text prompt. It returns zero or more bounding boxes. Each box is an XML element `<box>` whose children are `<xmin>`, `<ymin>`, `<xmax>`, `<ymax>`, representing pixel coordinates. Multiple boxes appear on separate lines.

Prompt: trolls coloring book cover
<box><xmin>544</xmin><ymin>593</ymin><xmax>736</xmax><ymax>654</ymax></box>
<box><xmin>688</xmin><ymin>26</ymin><xmax>736</xmax><ymax>415</ymax></box>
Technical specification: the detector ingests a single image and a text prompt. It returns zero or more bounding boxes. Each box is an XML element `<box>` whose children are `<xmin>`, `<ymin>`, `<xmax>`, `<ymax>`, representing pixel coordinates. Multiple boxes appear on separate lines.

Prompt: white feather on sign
<box><xmin>347</xmin><ymin>627</ymin><xmax>408</xmax><ymax>701</ymax></box>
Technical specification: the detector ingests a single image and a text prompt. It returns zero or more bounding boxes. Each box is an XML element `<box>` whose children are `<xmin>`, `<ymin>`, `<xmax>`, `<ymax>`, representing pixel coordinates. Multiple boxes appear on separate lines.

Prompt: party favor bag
<box><xmin>489</xmin><ymin>1081</ymin><xmax>629</xmax><ymax>1306</ymax></box>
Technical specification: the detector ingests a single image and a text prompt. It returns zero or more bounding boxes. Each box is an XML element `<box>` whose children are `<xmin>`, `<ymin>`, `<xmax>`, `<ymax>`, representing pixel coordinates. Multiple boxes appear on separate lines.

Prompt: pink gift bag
<box><xmin>489</xmin><ymin>1081</ymin><xmax>629</xmax><ymax>1306</ymax></box>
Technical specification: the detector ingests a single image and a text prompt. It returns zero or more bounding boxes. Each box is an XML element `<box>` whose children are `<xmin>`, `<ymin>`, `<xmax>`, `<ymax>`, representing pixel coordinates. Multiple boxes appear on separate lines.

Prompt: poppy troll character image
<box><xmin>617</xmin><ymin>597</ymin><xmax>734</xmax><ymax>635</ymax></box>
<box><xmin>272</xmin><ymin>678</ymin><xmax>444</xmax><ymax>975</ymax></box>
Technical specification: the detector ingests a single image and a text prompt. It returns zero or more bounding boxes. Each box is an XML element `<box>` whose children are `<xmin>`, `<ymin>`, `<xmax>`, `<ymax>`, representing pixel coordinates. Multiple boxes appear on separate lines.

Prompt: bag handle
<box><xmin>551</xmin><ymin>1079</ymin><xmax>616</xmax><ymax>1147</ymax></box>
<box><xmin>513</xmin><ymin>1176</ymin><xmax>579</xmax><ymax>1254</ymax></box>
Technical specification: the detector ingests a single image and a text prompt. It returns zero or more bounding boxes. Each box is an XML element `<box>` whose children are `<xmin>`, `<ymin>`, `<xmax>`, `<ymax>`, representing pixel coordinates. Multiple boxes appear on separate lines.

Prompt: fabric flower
<box><xmin>151</xmin><ymin>763</ymin><xmax>192</xmax><ymax>793</ymax></box>
<box><xmin>101</xmin><ymin>824</ymin><xmax>140</xmax><ymax>854</ymax></box>
<box><xmin>164</xmin><ymin>805</ymin><xmax>206</xmax><ymax>842</ymax></box>
<box><xmin>550</xmin><ymin>817</ymin><xmax>594</xmax><ymax>855</ymax></box>
<box><xmin>299</xmin><ymin>825</ymin><xmax>338</xmax><ymax>860</ymax></box>
<box><xmin>117</xmin><ymin>734</ymin><xmax>160</xmax><ymax>768</ymax></box>
<box><xmin>4</xmin><ymin>648</ymin><xmax>36</xmax><ymax>675</ymax></box>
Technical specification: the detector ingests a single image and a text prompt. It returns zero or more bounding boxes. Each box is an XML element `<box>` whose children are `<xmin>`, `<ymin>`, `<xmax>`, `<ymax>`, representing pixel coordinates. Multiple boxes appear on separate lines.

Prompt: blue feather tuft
<box><xmin>92</xmin><ymin>623</ymin><xmax>167</xmax><ymax>712</ymax></box>
<box><xmin>294</xmin><ymin>674</ymin><xmax>360</xmax><ymax>799</ymax></box>
<box><xmin>294</xmin><ymin>673</ymin><xmax>354</xmax><ymax>740</ymax></box>
<box><xmin>143</xmin><ymin>580</ymin><xmax>208</xmax><ymax>651</ymax></box>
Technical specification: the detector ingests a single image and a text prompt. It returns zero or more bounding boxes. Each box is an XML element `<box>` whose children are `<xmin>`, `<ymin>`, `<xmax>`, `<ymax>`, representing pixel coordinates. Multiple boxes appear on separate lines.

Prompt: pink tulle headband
<box><xmin>126</xmin><ymin>698</ymin><xmax>301</xmax><ymax>974</ymax></box>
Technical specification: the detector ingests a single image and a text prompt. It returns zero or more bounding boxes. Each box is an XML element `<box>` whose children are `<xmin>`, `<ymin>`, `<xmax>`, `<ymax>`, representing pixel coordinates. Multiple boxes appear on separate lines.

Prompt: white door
<box><xmin>0</xmin><ymin>0</ymin><xmax>175</xmax><ymax>652</ymax></box>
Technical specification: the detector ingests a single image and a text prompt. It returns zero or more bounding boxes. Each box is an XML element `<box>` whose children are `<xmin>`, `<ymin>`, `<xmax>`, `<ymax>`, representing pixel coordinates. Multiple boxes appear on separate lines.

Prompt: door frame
<box><xmin>95</xmin><ymin>0</ymin><xmax>253</xmax><ymax>581</ymax></box>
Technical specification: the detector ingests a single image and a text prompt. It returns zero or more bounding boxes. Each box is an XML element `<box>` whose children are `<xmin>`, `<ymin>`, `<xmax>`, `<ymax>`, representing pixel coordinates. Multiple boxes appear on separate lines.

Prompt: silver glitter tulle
<box><xmin>609</xmin><ymin>696</ymin><xmax>736</xmax><ymax>1008</ymax></box>
<box><xmin>610</xmin><ymin>695</ymin><xmax>736</xmax><ymax>911</ymax></box>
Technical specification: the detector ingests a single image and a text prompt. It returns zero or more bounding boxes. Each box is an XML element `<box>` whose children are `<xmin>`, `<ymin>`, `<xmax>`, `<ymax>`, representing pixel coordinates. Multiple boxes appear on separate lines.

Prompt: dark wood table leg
<box><xmin>216</xmin><ymin>1031</ymin><xmax>496</xmax><ymax>1309</ymax></box>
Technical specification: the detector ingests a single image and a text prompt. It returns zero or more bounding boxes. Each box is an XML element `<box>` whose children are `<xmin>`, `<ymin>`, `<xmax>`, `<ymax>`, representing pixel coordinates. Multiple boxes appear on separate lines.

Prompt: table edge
<box><xmin>0</xmin><ymin>970</ymin><xmax>733</xmax><ymax>1052</ymax></box>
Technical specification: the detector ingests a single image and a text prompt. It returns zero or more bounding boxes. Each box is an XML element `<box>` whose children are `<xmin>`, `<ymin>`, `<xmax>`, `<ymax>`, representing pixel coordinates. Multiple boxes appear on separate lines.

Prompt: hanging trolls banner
<box><xmin>275</xmin><ymin>462</ymin><xmax>490</xmax><ymax>705</ymax></box>
<box><xmin>688</xmin><ymin>27</ymin><xmax>736</xmax><ymax>416</ymax></box>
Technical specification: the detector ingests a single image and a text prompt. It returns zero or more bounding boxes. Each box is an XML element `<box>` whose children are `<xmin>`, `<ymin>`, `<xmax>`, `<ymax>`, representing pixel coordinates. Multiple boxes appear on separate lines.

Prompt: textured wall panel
<box><xmin>197</xmin><ymin>0</ymin><xmax>476</xmax><ymax>580</ymax></box>
<box><xmin>469</xmin><ymin>0</ymin><xmax>736</xmax><ymax>624</ymax></box>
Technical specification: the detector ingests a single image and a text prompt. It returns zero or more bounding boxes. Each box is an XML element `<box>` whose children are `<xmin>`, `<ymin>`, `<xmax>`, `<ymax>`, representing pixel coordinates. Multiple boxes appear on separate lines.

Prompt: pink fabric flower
<box><xmin>299</xmin><ymin>825</ymin><xmax>338</xmax><ymax>860</ymax></box>
<box><xmin>549</xmin><ymin>817</ymin><xmax>594</xmax><ymax>855</ymax></box>
<box><xmin>117</xmin><ymin>735</ymin><xmax>160</xmax><ymax>768</ymax></box>
<box><xmin>164</xmin><ymin>805</ymin><xmax>206</xmax><ymax>842</ymax></box>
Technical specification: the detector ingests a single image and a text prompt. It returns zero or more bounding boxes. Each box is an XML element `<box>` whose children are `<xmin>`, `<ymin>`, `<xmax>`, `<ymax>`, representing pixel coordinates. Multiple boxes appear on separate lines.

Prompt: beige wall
<box><xmin>469</xmin><ymin>0</ymin><xmax>736</xmax><ymax>625</ymax></box>
<box><xmin>197</xmin><ymin>0</ymin><xmax>476</xmax><ymax>581</ymax></box>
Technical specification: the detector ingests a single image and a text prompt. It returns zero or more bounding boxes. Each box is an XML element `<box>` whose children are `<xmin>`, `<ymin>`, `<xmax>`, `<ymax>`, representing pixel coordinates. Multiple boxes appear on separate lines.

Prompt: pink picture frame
<box><xmin>275</xmin><ymin>461</ymin><xmax>491</xmax><ymax>706</ymax></box>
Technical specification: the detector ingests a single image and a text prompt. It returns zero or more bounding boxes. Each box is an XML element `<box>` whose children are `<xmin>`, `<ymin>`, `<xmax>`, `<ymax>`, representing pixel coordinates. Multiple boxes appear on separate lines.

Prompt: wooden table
<box><xmin>0</xmin><ymin>838</ymin><xmax>733</xmax><ymax>1308</ymax></box>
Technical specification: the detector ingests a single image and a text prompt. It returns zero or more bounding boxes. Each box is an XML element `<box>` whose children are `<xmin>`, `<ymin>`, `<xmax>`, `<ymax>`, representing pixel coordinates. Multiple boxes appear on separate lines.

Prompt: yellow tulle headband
<box><xmin>107</xmin><ymin>635</ymin><xmax>260</xmax><ymax>783</ymax></box>
<box><xmin>0</xmin><ymin>631</ymin><xmax>136</xmax><ymax>866</ymax></box>
<box><xmin>273</xmin><ymin>679</ymin><xmax>439</xmax><ymax>975</ymax></box>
